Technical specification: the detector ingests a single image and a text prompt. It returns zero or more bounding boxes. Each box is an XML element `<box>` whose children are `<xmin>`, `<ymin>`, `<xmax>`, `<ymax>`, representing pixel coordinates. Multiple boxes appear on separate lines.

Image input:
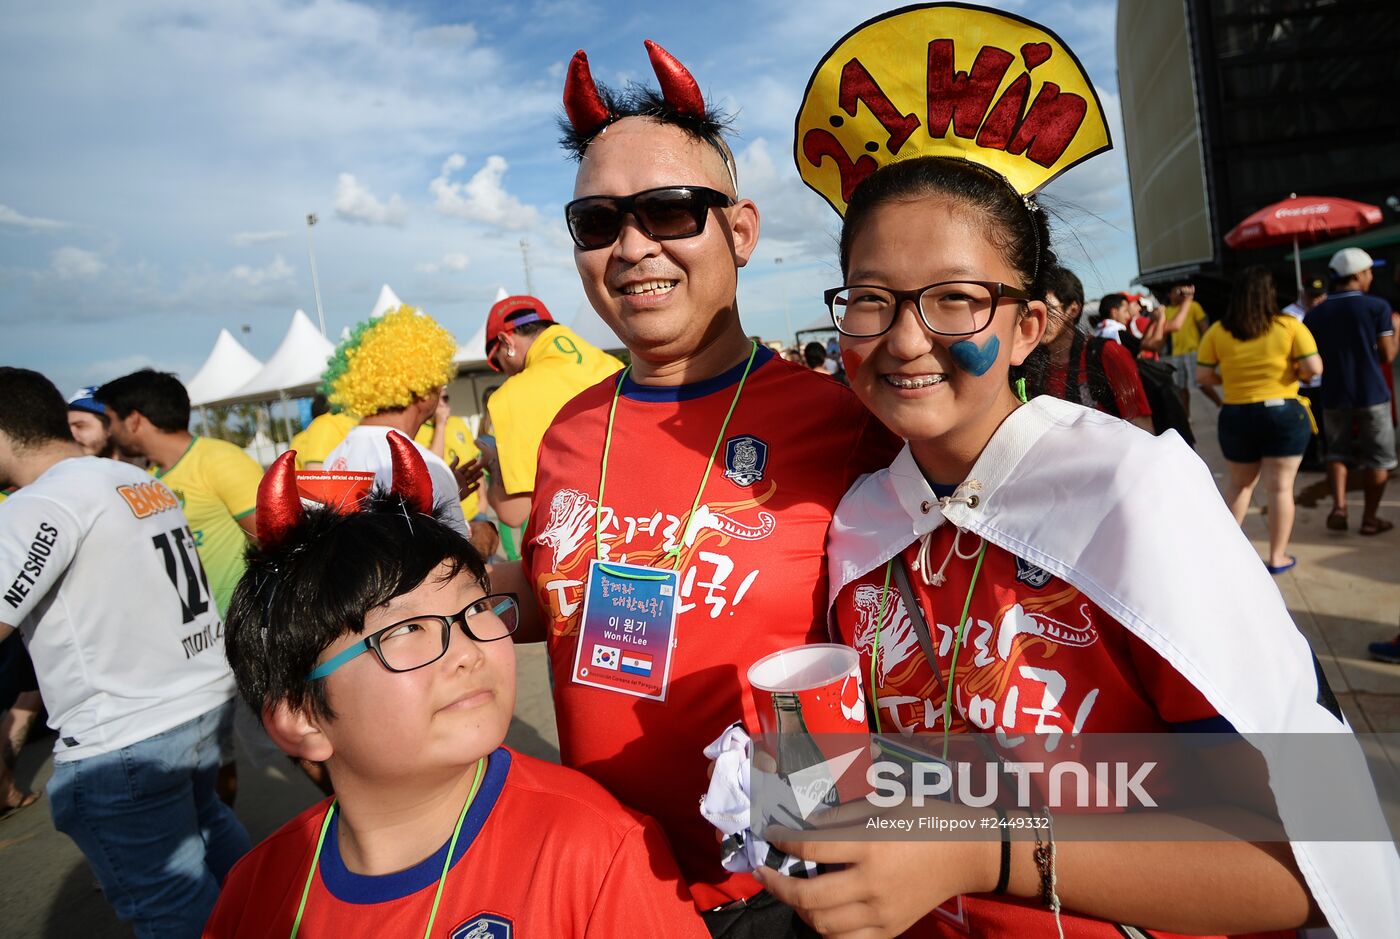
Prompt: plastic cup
<box><xmin>748</xmin><ymin>643</ymin><xmax>868</xmax><ymax>737</ymax></box>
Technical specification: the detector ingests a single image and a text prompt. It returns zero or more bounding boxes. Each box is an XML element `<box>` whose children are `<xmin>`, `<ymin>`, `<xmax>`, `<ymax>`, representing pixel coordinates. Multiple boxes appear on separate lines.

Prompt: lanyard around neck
<box><xmin>594</xmin><ymin>341</ymin><xmax>759</xmax><ymax>569</ymax></box>
<box><xmin>290</xmin><ymin>756</ymin><xmax>487</xmax><ymax>939</ymax></box>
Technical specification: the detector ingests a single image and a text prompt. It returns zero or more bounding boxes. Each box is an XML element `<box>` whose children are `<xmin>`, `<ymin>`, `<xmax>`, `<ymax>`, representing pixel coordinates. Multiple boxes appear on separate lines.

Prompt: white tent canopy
<box><xmin>186</xmin><ymin>329</ymin><xmax>264</xmax><ymax>406</ymax></box>
<box><xmin>369</xmin><ymin>283</ymin><xmax>403</xmax><ymax>318</ymax></box>
<box><xmin>203</xmin><ymin>309</ymin><xmax>336</xmax><ymax>406</ymax></box>
<box><xmin>453</xmin><ymin>285</ymin><xmax>511</xmax><ymax>367</ymax></box>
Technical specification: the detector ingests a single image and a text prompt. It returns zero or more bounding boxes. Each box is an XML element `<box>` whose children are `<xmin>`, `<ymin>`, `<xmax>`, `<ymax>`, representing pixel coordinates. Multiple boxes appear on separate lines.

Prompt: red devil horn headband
<box><xmin>564</xmin><ymin>50</ymin><xmax>611</xmax><ymax>137</ymax></box>
<box><xmin>644</xmin><ymin>40</ymin><xmax>704</xmax><ymax>117</ymax></box>
<box><xmin>385</xmin><ymin>430</ymin><xmax>435</xmax><ymax>516</ymax></box>
<box><xmin>563</xmin><ymin>41</ymin><xmax>707</xmax><ymax>136</ymax></box>
<box><xmin>257</xmin><ymin>451</ymin><xmax>304</xmax><ymax>550</ymax></box>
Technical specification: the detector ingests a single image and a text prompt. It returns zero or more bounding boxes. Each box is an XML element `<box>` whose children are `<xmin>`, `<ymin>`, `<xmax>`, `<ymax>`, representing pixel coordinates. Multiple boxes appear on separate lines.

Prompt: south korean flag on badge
<box><xmin>724</xmin><ymin>434</ymin><xmax>768</xmax><ymax>487</ymax></box>
<box><xmin>591</xmin><ymin>645</ymin><xmax>621</xmax><ymax>670</ymax></box>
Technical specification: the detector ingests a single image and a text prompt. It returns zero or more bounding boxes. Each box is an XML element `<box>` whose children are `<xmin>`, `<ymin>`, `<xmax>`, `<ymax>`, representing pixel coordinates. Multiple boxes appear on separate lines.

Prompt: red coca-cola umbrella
<box><xmin>1225</xmin><ymin>193</ymin><xmax>1383</xmax><ymax>293</ymax></box>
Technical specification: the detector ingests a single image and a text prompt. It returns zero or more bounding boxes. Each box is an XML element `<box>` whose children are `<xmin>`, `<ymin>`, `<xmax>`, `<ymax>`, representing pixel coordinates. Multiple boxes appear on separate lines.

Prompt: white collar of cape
<box><xmin>826</xmin><ymin>396</ymin><xmax>1398</xmax><ymax>939</ymax></box>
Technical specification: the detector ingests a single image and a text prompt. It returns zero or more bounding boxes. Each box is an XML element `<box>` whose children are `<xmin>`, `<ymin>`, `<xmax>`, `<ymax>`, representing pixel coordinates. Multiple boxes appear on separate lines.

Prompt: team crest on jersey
<box><xmin>451</xmin><ymin>913</ymin><xmax>513</xmax><ymax>939</ymax></box>
<box><xmin>1014</xmin><ymin>556</ymin><xmax>1053</xmax><ymax>589</ymax></box>
<box><xmin>723</xmin><ymin>434</ymin><xmax>768</xmax><ymax>487</ymax></box>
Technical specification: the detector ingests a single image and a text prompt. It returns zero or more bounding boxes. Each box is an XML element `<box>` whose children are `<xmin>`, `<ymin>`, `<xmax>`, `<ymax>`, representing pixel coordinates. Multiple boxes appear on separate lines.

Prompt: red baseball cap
<box><xmin>484</xmin><ymin>295</ymin><xmax>554</xmax><ymax>371</ymax></box>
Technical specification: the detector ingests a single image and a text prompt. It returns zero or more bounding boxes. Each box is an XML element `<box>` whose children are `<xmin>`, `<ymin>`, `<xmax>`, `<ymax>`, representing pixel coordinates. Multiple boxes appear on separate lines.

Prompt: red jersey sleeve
<box><xmin>1099</xmin><ymin>338</ymin><xmax>1153</xmax><ymax>422</ymax></box>
<box><xmin>585</xmin><ymin>817</ymin><xmax>709</xmax><ymax>938</ymax></box>
<box><xmin>1125</xmin><ymin>633</ymin><xmax>1221</xmax><ymax>726</ymax></box>
<box><xmin>840</xmin><ymin>401</ymin><xmax>902</xmax><ymax>488</ymax></box>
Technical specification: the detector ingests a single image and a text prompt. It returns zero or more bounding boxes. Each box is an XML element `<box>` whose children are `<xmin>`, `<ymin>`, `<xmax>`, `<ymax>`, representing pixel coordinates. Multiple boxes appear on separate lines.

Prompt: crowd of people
<box><xmin>2</xmin><ymin>9</ymin><xmax>1398</xmax><ymax>939</ymax></box>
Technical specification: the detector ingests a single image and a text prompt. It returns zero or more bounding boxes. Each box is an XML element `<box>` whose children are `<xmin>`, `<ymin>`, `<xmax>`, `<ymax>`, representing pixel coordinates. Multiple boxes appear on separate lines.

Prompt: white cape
<box><xmin>826</xmin><ymin>396</ymin><xmax>1398</xmax><ymax>939</ymax></box>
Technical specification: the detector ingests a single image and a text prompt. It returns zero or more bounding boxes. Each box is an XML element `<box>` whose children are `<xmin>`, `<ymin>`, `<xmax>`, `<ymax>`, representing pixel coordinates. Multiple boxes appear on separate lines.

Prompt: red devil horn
<box><xmin>564</xmin><ymin>50</ymin><xmax>611</xmax><ymax>136</ymax></box>
<box><xmin>644</xmin><ymin>40</ymin><xmax>704</xmax><ymax>117</ymax></box>
<box><xmin>257</xmin><ymin>451</ymin><xmax>305</xmax><ymax>549</ymax></box>
<box><xmin>385</xmin><ymin>431</ymin><xmax>435</xmax><ymax>515</ymax></box>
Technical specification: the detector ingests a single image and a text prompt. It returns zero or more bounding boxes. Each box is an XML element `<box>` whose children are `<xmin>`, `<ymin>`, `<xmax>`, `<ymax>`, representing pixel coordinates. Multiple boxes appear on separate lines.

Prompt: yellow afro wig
<box><xmin>320</xmin><ymin>306</ymin><xmax>458</xmax><ymax>418</ymax></box>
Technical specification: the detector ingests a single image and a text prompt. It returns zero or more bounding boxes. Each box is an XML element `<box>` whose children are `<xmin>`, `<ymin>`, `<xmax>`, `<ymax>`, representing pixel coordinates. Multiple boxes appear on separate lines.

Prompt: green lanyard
<box><xmin>870</xmin><ymin>541</ymin><xmax>988</xmax><ymax>758</ymax></box>
<box><xmin>594</xmin><ymin>341</ymin><xmax>759</xmax><ymax>569</ymax></box>
<box><xmin>290</xmin><ymin>756</ymin><xmax>487</xmax><ymax>939</ymax></box>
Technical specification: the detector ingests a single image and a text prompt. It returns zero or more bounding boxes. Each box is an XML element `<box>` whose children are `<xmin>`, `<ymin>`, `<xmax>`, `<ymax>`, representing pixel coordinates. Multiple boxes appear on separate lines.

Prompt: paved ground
<box><xmin>1</xmin><ymin>386</ymin><xmax>1396</xmax><ymax>937</ymax></box>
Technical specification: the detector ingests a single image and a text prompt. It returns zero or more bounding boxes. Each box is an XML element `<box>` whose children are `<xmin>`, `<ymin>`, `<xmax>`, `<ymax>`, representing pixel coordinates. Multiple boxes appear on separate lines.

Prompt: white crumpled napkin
<box><xmin>698</xmin><ymin>722</ymin><xmax>818</xmax><ymax>877</ymax></box>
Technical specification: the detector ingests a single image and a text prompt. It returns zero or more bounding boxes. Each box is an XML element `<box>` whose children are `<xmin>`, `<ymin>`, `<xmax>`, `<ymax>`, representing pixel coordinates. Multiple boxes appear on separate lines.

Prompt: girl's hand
<box><xmin>756</xmin><ymin>831</ymin><xmax>993</xmax><ymax>938</ymax></box>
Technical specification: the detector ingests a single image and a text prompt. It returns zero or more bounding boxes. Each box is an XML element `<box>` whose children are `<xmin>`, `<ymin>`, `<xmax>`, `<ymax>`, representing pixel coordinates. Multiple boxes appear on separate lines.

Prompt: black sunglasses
<box><xmin>564</xmin><ymin>186</ymin><xmax>735</xmax><ymax>250</ymax></box>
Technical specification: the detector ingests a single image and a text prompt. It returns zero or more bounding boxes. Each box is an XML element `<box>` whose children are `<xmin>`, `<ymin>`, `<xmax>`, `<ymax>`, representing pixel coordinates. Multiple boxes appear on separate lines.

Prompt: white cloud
<box><xmin>419</xmin><ymin>23</ymin><xmax>478</xmax><ymax>46</ymax></box>
<box><xmin>51</xmin><ymin>246</ymin><xmax>105</xmax><ymax>279</ymax></box>
<box><xmin>335</xmin><ymin>173</ymin><xmax>408</xmax><ymax>227</ymax></box>
<box><xmin>430</xmin><ymin>154</ymin><xmax>541</xmax><ymax>230</ymax></box>
<box><xmin>229</xmin><ymin>254</ymin><xmax>294</xmax><ymax>288</ymax></box>
<box><xmin>231</xmin><ymin>229</ymin><xmax>290</xmax><ymax>246</ymax></box>
<box><xmin>1</xmin><ymin>203</ymin><xmax>68</xmax><ymax>231</ymax></box>
<box><xmin>417</xmin><ymin>252</ymin><xmax>470</xmax><ymax>274</ymax></box>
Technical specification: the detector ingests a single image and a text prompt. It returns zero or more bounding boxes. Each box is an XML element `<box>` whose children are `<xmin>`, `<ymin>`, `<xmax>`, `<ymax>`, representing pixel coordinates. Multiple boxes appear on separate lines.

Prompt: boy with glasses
<box><xmin>205</xmin><ymin>434</ymin><xmax>705</xmax><ymax>937</ymax></box>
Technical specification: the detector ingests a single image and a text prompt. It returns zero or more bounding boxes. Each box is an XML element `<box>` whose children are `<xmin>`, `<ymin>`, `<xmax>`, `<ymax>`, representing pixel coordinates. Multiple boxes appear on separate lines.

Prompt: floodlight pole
<box><xmin>306</xmin><ymin>213</ymin><xmax>327</xmax><ymax>336</ymax></box>
<box><xmin>520</xmin><ymin>238</ymin><xmax>535</xmax><ymax>296</ymax></box>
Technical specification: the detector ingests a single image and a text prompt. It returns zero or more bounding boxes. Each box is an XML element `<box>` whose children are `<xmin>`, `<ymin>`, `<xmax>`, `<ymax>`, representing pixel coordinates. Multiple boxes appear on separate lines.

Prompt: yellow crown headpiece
<box><xmin>794</xmin><ymin>3</ymin><xmax>1112</xmax><ymax>215</ymax></box>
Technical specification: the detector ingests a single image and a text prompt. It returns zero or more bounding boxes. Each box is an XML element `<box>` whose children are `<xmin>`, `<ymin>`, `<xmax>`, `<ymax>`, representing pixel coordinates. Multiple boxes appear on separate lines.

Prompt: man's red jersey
<box><xmin>523</xmin><ymin>348</ymin><xmax>897</xmax><ymax>909</ymax></box>
<box><xmin>202</xmin><ymin>748</ymin><xmax>706</xmax><ymax>938</ymax></box>
<box><xmin>833</xmin><ymin>527</ymin><xmax>1228</xmax><ymax>938</ymax></box>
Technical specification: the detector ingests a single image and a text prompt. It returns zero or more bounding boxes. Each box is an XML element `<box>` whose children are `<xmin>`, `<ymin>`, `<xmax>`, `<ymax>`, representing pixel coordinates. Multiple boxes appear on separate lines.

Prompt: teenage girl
<box><xmin>752</xmin><ymin>156</ymin><xmax>1346</xmax><ymax>938</ymax></box>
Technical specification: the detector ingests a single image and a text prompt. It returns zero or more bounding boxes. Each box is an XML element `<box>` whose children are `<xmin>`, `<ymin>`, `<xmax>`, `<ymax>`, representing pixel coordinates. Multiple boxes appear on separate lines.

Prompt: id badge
<box><xmin>571</xmin><ymin>559</ymin><xmax>679</xmax><ymax>701</ymax></box>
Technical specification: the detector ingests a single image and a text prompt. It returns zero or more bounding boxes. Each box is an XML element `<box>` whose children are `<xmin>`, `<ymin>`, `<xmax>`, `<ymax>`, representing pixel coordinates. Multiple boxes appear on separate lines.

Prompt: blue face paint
<box><xmin>949</xmin><ymin>335</ymin><xmax>1000</xmax><ymax>376</ymax></box>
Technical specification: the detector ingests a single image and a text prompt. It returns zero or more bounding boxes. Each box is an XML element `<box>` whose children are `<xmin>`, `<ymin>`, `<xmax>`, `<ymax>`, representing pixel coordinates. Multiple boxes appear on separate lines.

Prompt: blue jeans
<box><xmin>49</xmin><ymin>699</ymin><xmax>251</xmax><ymax>938</ymax></box>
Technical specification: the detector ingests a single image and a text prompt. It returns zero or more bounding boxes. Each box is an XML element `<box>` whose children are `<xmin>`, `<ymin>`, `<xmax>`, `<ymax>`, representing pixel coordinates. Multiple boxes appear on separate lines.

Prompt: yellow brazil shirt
<box><xmin>487</xmin><ymin>324</ymin><xmax>623</xmax><ymax>495</ymax></box>
<box><xmin>155</xmin><ymin>436</ymin><xmax>263</xmax><ymax>617</ymax></box>
<box><xmin>1166</xmin><ymin>300</ymin><xmax>1209</xmax><ymax>356</ymax></box>
<box><xmin>415</xmin><ymin>416</ymin><xmax>480</xmax><ymax>520</ymax></box>
<box><xmin>1196</xmin><ymin>315</ymin><xmax>1319</xmax><ymax>405</ymax></box>
<box><xmin>290</xmin><ymin>412</ymin><xmax>358</xmax><ymax>469</ymax></box>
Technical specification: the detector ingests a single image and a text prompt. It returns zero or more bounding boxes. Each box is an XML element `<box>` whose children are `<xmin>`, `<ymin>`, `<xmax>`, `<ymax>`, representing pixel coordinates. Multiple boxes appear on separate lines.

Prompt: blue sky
<box><xmin>2</xmin><ymin>0</ymin><xmax>1133</xmax><ymax>395</ymax></box>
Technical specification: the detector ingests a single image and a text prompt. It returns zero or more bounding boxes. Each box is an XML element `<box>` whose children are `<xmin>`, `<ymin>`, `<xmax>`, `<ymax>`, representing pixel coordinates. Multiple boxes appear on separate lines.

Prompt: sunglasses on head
<box><xmin>564</xmin><ymin>186</ymin><xmax>735</xmax><ymax>250</ymax></box>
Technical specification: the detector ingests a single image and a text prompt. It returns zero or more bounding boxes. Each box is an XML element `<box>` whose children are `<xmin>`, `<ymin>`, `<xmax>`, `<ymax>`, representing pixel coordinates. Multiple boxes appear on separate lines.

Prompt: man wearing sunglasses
<box><xmin>491</xmin><ymin>42</ymin><xmax>898</xmax><ymax>932</ymax></box>
<box><xmin>480</xmin><ymin>295</ymin><xmax>621</xmax><ymax>528</ymax></box>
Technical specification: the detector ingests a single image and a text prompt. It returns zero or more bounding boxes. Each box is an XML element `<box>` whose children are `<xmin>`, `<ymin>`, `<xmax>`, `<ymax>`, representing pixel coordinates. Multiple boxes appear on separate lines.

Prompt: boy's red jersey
<box><xmin>523</xmin><ymin>349</ymin><xmax>898</xmax><ymax>909</ymax></box>
<box><xmin>202</xmin><ymin>748</ymin><xmax>706</xmax><ymax>938</ymax></box>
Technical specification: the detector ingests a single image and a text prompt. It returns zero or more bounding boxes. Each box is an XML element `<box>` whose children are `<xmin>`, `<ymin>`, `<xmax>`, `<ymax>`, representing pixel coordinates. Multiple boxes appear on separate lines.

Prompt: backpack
<box><xmin>1085</xmin><ymin>340</ymin><xmax>1196</xmax><ymax>446</ymax></box>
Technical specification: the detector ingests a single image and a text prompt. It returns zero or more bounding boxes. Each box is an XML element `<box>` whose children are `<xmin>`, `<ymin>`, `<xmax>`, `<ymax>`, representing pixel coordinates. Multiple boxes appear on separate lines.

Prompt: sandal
<box><xmin>1359</xmin><ymin>518</ymin><xmax>1393</xmax><ymax>536</ymax></box>
<box><xmin>0</xmin><ymin>790</ymin><xmax>40</xmax><ymax>821</ymax></box>
<box><xmin>1326</xmin><ymin>508</ymin><xmax>1348</xmax><ymax>531</ymax></box>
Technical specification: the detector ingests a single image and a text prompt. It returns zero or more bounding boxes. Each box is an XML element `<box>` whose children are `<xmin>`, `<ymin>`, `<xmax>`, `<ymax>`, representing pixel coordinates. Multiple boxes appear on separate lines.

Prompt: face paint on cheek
<box><xmin>840</xmin><ymin>349</ymin><xmax>864</xmax><ymax>374</ymax></box>
<box><xmin>948</xmin><ymin>335</ymin><xmax>1000</xmax><ymax>377</ymax></box>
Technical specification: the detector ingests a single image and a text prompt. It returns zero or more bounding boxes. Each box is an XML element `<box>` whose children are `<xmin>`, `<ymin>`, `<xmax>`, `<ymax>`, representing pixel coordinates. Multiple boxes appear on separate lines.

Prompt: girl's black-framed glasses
<box><xmin>824</xmin><ymin>280</ymin><xmax>1034</xmax><ymax>338</ymax></box>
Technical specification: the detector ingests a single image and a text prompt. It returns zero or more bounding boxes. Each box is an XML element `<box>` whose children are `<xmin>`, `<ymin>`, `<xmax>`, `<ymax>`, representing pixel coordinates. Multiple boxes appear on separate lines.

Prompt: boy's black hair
<box><xmin>224</xmin><ymin>492</ymin><xmax>487</xmax><ymax>723</ymax></box>
<box><xmin>803</xmin><ymin>342</ymin><xmax>828</xmax><ymax>368</ymax></box>
<box><xmin>0</xmin><ymin>367</ymin><xmax>73</xmax><ymax>448</ymax></box>
<box><xmin>94</xmin><ymin>369</ymin><xmax>191</xmax><ymax>433</ymax></box>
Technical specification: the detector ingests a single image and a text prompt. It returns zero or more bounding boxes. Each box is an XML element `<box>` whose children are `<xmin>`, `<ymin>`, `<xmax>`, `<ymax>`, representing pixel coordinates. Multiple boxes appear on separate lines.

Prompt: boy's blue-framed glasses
<box><xmin>307</xmin><ymin>593</ymin><xmax>521</xmax><ymax>681</ymax></box>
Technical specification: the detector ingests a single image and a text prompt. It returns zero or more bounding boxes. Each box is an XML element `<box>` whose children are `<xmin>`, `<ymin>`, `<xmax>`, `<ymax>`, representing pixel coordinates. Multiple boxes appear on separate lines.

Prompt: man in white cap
<box><xmin>1304</xmin><ymin>247</ymin><xmax>1398</xmax><ymax>535</ymax></box>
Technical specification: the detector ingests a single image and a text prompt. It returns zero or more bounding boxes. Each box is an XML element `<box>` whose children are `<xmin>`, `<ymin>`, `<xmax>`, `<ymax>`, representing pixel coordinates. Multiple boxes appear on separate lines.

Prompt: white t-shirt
<box><xmin>324</xmin><ymin>425</ymin><xmax>468</xmax><ymax>535</ymax></box>
<box><xmin>0</xmin><ymin>457</ymin><xmax>235</xmax><ymax>762</ymax></box>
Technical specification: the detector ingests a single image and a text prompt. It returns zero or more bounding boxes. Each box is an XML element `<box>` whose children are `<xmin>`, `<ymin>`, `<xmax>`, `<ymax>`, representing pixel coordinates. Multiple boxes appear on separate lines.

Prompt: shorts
<box><xmin>0</xmin><ymin>633</ymin><xmax>39</xmax><ymax>712</ymax></box>
<box><xmin>1166</xmin><ymin>352</ymin><xmax>1197</xmax><ymax>392</ymax></box>
<box><xmin>1323</xmin><ymin>402</ymin><xmax>1399</xmax><ymax>470</ymax></box>
<box><xmin>1218</xmin><ymin>399</ymin><xmax>1311</xmax><ymax>463</ymax></box>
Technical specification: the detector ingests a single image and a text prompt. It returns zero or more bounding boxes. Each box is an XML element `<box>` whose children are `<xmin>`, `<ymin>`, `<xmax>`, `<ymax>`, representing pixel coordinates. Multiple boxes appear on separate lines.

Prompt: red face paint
<box><xmin>841</xmin><ymin>348</ymin><xmax>865</xmax><ymax>374</ymax></box>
